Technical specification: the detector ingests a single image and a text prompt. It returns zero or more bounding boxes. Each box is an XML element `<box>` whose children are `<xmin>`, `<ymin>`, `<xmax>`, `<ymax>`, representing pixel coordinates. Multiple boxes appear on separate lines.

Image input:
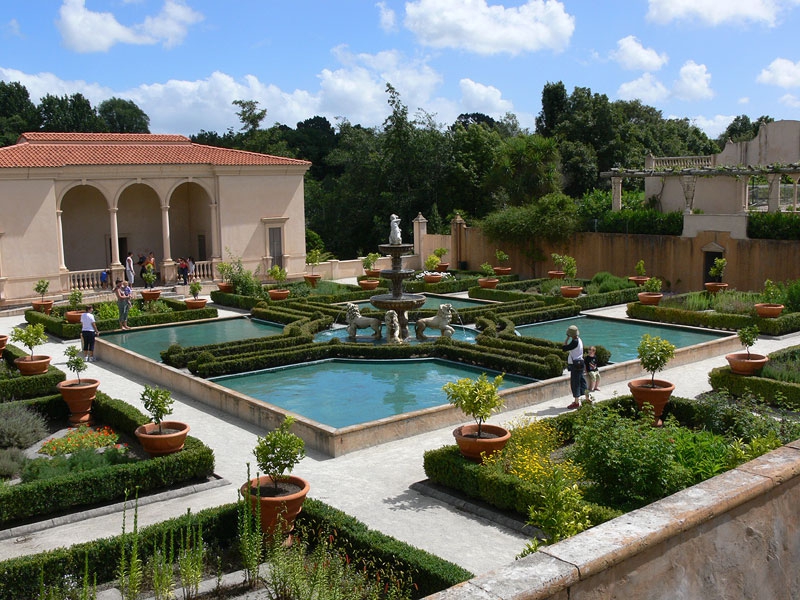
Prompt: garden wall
<box><xmin>424</xmin><ymin>439</ymin><xmax>800</xmax><ymax>599</ymax></box>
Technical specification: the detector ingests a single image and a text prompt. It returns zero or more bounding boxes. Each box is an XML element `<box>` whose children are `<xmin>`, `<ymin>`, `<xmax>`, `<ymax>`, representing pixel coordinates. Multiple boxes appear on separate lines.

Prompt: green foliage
<box><xmin>0</xmin><ymin>403</ymin><xmax>48</xmax><ymax>449</ymax></box>
<box><xmin>479</xmin><ymin>262</ymin><xmax>495</xmax><ymax>277</ymax></box>
<box><xmin>67</xmin><ymin>289</ymin><xmax>83</xmax><ymax>309</ymax></box>
<box><xmin>551</xmin><ymin>253</ymin><xmax>577</xmax><ymax>279</ymax></box>
<box><xmin>140</xmin><ymin>385</ymin><xmax>174</xmax><ymax>431</ymax></box>
<box><xmin>189</xmin><ymin>281</ymin><xmax>202</xmax><ymax>299</ymax></box>
<box><xmin>761</xmin><ymin>279</ymin><xmax>784</xmax><ymax>304</ymax></box>
<box><xmin>737</xmin><ymin>325</ymin><xmax>759</xmax><ymax>357</ymax></box>
<box><xmin>642</xmin><ymin>277</ymin><xmax>662</xmax><ymax>293</ymax></box>
<box><xmin>424</xmin><ymin>254</ymin><xmax>440</xmax><ymax>271</ymax></box>
<box><xmin>747</xmin><ymin>210</ymin><xmax>800</xmax><ymax>240</ymax></box>
<box><xmin>21</xmin><ymin>447</ymin><xmax>135</xmax><ymax>483</ymax></box>
<box><xmin>305</xmin><ymin>248</ymin><xmax>333</xmax><ymax>275</ymax></box>
<box><xmin>63</xmin><ymin>345</ymin><xmax>87</xmax><ymax>383</ymax></box>
<box><xmin>594</xmin><ymin>209</ymin><xmax>684</xmax><ymax>235</ymax></box>
<box><xmin>709</xmin><ymin>257</ymin><xmax>727</xmax><ymax>280</ymax></box>
<box><xmin>636</xmin><ymin>334</ymin><xmax>675</xmax><ymax>385</ymax></box>
<box><xmin>495</xmin><ymin>249</ymin><xmax>509</xmax><ymax>264</ymax></box>
<box><xmin>433</xmin><ymin>247</ymin><xmax>448</xmax><ymax>259</ymax></box>
<box><xmin>634</xmin><ymin>259</ymin><xmax>646</xmax><ymax>277</ymax></box>
<box><xmin>361</xmin><ymin>252</ymin><xmax>381</xmax><ymax>270</ymax></box>
<box><xmin>142</xmin><ymin>264</ymin><xmax>157</xmax><ymax>286</ymax></box>
<box><xmin>11</xmin><ymin>323</ymin><xmax>47</xmax><ymax>358</ymax></box>
<box><xmin>216</xmin><ymin>261</ymin><xmax>233</xmax><ymax>283</ymax></box>
<box><xmin>443</xmin><ymin>373</ymin><xmax>504</xmax><ymax>436</ymax></box>
<box><xmin>252</xmin><ymin>416</ymin><xmax>306</xmax><ymax>488</ymax></box>
<box><xmin>34</xmin><ymin>279</ymin><xmax>49</xmax><ymax>299</ymax></box>
<box><xmin>267</xmin><ymin>264</ymin><xmax>288</xmax><ymax>288</ymax></box>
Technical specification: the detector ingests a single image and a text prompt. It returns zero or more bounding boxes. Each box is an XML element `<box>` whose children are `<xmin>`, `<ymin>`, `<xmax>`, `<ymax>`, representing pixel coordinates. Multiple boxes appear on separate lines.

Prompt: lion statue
<box><xmin>345</xmin><ymin>303</ymin><xmax>382</xmax><ymax>339</ymax></box>
<box><xmin>415</xmin><ymin>303</ymin><xmax>455</xmax><ymax>340</ymax></box>
<box><xmin>384</xmin><ymin>310</ymin><xmax>401</xmax><ymax>343</ymax></box>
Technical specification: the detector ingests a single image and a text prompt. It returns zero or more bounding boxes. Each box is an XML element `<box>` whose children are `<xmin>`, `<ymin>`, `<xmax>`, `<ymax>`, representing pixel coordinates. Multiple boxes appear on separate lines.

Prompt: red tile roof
<box><xmin>0</xmin><ymin>132</ymin><xmax>311</xmax><ymax>168</ymax></box>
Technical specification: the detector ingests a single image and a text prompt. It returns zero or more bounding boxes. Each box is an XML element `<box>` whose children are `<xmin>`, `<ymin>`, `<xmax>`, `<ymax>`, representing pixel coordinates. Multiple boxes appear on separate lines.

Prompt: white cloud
<box><xmin>738</xmin><ymin>97</ymin><xmax>750</xmax><ymax>104</ymax></box>
<box><xmin>779</xmin><ymin>93</ymin><xmax>800</xmax><ymax>107</ymax></box>
<box><xmin>672</xmin><ymin>60</ymin><xmax>713</xmax><ymax>100</ymax></box>
<box><xmin>3</xmin><ymin>19</ymin><xmax>22</xmax><ymax>38</ymax></box>
<box><xmin>617</xmin><ymin>73</ymin><xmax>669</xmax><ymax>103</ymax></box>
<box><xmin>757</xmin><ymin>57</ymin><xmax>800</xmax><ymax>87</ymax></box>
<box><xmin>56</xmin><ymin>0</ymin><xmax>202</xmax><ymax>53</ymax></box>
<box><xmin>646</xmin><ymin>0</ymin><xmax>800</xmax><ymax>27</ymax></box>
<box><xmin>686</xmin><ymin>114</ymin><xmax>736</xmax><ymax>138</ymax></box>
<box><xmin>459</xmin><ymin>79</ymin><xmax>513</xmax><ymax>115</ymax></box>
<box><xmin>404</xmin><ymin>0</ymin><xmax>575</xmax><ymax>55</ymax></box>
<box><xmin>610</xmin><ymin>36</ymin><xmax>668</xmax><ymax>71</ymax></box>
<box><xmin>376</xmin><ymin>2</ymin><xmax>397</xmax><ymax>32</ymax></box>
<box><xmin>0</xmin><ymin>67</ymin><xmax>112</xmax><ymax>104</ymax></box>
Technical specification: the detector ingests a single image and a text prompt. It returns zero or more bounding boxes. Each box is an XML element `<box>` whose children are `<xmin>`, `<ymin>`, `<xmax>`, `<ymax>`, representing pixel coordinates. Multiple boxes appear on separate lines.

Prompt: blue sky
<box><xmin>3</xmin><ymin>0</ymin><xmax>800</xmax><ymax>140</ymax></box>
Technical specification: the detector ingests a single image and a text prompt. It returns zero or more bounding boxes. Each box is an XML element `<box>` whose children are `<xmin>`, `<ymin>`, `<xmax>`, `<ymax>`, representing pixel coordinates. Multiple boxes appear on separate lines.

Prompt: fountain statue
<box><xmin>369</xmin><ymin>214</ymin><xmax>426</xmax><ymax>340</ymax></box>
<box><xmin>384</xmin><ymin>310</ymin><xmax>401</xmax><ymax>343</ymax></box>
<box><xmin>345</xmin><ymin>303</ymin><xmax>383</xmax><ymax>339</ymax></box>
<box><xmin>414</xmin><ymin>303</ymin><xmax>455</xmax><ymax>340</ymax></box>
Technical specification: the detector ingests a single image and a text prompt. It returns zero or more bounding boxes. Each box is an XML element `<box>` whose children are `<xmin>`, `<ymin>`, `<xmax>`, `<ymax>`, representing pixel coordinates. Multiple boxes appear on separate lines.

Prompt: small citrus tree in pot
<box><xmin>32</xmin><ymin>279</ymin><xmax>54</xmax><ymax>314</ymax></box>
<box><xmin>266</xmin><ymin>265</ymin><xmax>289</xmax><ymax>300</ymax></box>
<box><xmin>10</xmin><ymin>323</ymin><xmax>51</xmax><ymax>375</ymax></box>
<box><xmin>726</xmin><ymin>325</ymin><xmax>769</xmax><ymax>375</ymax></box>
<box><xmin>185</xmin><ymin>280</ymin><xmax>207</xmax><ymax>309</ymax></box>
<box><xmin>628</xmin><ymin>334</ymin><xmax>676</xmax><ymax>425</ymax></box>
<box><xmin>57</xmin><ymin>345</ymin><xmax>100</xmax><ymax>424</ymax></box>
<box><xmin>244</xmin><ymin>415</ymin><xmax>310</xmax><ymax>535</ymax></box>
<box><xmin>134</xmin><ymin>385</ymin><xmax>190</xmax><ymax>456</ymax></box>
<box><xmin>444</xmin><ymin>373</ymin><xmax>510</xmax><ymax>462</ymax></box>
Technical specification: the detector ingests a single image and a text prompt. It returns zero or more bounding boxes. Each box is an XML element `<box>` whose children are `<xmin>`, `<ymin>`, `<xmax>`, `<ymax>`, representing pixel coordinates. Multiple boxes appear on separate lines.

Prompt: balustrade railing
<box><xmin>68</xmin><ymin>269</ymin><xmax>108</xmax><ymax>291</ymax></box>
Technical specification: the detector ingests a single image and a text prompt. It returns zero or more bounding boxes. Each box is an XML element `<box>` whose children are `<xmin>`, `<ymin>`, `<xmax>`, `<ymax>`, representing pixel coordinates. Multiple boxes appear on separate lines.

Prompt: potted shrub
<box><xmin>423</xmin><ymin>255</ymin><xmax>443</xmax><ymax>283</ymax></box>
<box><xmin>754</xmin><ymin>279</ymin><xmax>784</xmax><ymax>318</ymax></box>
<box><xmin>433</xmin><ymin>247</ymin><xmax>449</xmax><ymax>272</ymax></box>
<box><xmin>548</xmin><ymin>252</ymin><xmax>568</xmax><ymax>279</ymax></box>
<box><xmin>216</xmin><ymin>261</ymin><xmax>234</xmax><ymax>293</ymax></box>
<box><xmin>140</xmin><ymin>265</ymin><xmax>161</xmax><ymax>300</ymax></box>
<box><xmin>444</xmin><ymin>373</ymin><xmax>510</xmax><ymax>463</ymax></box>
<box><xmin>628</xmin><ymin>259</ymin><xmax>650</xmax><ymax>286</ymax></box>
<box><xmin>10</xmin><ymin>323</ymin><xmax>51</xmax><ymax>375</ymax></box>
<box><xmin>304</xmin><ymin>248</ymin><xmax>332</xmax><ymax>288</ymax></box>
<box><xmin>628</xmin><ymin>334</ymin><xmax>676</xmax><ymax>426</ymax></box>
<box><xmin>477</xmin><ymin>262</ymin><xmax>499</xmax><ymax>289</ymax></box>
<box><xmin>705</xmin><ymin>257</ymin><xmax>728</xmax><ymax>294</ymax></box>
<box><xmin>267</xmin><ymin>265</ymin><xmax>290</xmax><ymax>300</ymax></box>
<box><xmin>493</xmin><ymin>249</ymin><xmax>511</xmax><ymax>276</ymax></box>
<box><xmin>185</xmin><ymin>280</ymin><xmax>207</xmax><ymax>309</ymax></box>
<box><xmin>64</xmin><ymin>289</ymin><xmax>85</xmax><ymax>323</ymax></box>
<box><xmin>552</xmin><ymin>253</ymin><xmax>582</xmax><ymax>298</ymax></box>
<box><xmin>56</xmin><ymin>345</ymin><xmax>100</xmax><ymax>424</ymax></box>
<box><xmin>725</xmin><ymin>325</ymin><xmax>769</xmax><ymax>375</ymax></box>
<box><xmin>32</xmin><ymin>279</ymin><xmax>54</xmax><ymax>314</ymax></box>
<box><xmin>241</xmin><ymin>415</ymin><xmax>309</xmax><ymax>535</ymax></box>
<box><xmin>361</xmin><ymin>252</ymin><xmax>382</xmax><ymax>278</ymax></box>
<box><xmin>134</xmin><ymin>385</ymin><xmax>190</xmax><ymax>457</ymax></box>
<box><xmin>637</xmin><ymin>277</ymin><xmax>663</xmax><ymax>305</ymax></box>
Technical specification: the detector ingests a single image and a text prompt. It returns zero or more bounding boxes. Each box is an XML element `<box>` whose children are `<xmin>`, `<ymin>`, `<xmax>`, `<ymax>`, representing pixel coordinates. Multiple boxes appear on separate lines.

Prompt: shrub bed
<box><xmin>0</xmin><ymin>344</ymin><xmax>66</xmax><ymax>401</ymax></box>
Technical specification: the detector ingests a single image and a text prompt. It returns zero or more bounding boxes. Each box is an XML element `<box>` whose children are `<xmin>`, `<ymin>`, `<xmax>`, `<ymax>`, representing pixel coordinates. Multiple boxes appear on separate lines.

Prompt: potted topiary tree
<box><xmin>65</xmin><ymin>289</ymin><xmax>85</xmax><ymax>323</ymax></box>
<box><xmin>552</xmin><ymin>254</ymin><xmax>582</xmax><ymax>298</ymax></box>
<box><xmin>216</xmin><ymin>261</ymin><xmax>234</xmax><ymax>293</ymax></box>
<box><xmin>725</xmin><ymin>325</ymin><xmax>769</xmax><ymax>375</ymax></box>
<box><xmin>628</xmin><ymin>334</ymin><xmax>676</xmax><ymax>426</ymax></box>
<box><xmin>628</xmin><ymin>259</ymin><xmax>650</xmax><ymax>286</ymax></box>
<box><xmin>705</xmin><ymin>257</ymin><xmax>728</xmax><ymax>294</ymax></box>
<box><xmin>754</xmin><ymin>279</ymin><xmax>784</xmax><ymax>318</ymax></box>
<box><xmin>423</xmin><ymin>254</ymin><xmax>443</xmax><ymax>283</ymax></box>
<box><xmin>548</xmin><ymin>252</ymin><xmax>568</xmax><ymax>279</ymax></box>
<box><xmin>445</xmin><ymin>373</ymin><xmax>510</xmax><ymax>463</ymax></box>
<box><xmin>10</xmin><ymin>323</ymin><xmax>51</xmax><ymax>375</ymax></box>
<box><xmin>477</xmin><ymin>262</ymin><xmax>499</xmax><ymax>289</ymax></box>
<box><xmin>361</xmin><ymin>252</ymin><xmax>382</xmax><ymax>278</ymax></box>
<box><xmin>493</xmin><ymin>249</ymin><xmax>511</xmax><ymax>276</ymax></box>
<box><xmin>267</xmin><ymin>264</ymin><xmax>289</xmax><ymax>300</ymax></box>
<box><xmin>134</xmin><ymin>385</ymin><xmax>190</xmax><ymax>457</ymax></box>
<box><xmin>637</xmin><ymin>277</ymin><xmax>663</xmax><ymax>305</ymax></box>
<box><xmin>241</xmin><ymin>415</ymin><xmax>309</xmax><ymax>535</ymax></box>
<box><xmin>304</xmin><ymin>249</ymin><xmax>332</xmax><ymax>288</ymax></box>
<box><xmin>32</xmin><ymin>279</ymin><xmax>54</xmax><ymax>314</ymax></box>
<box><xmin>140</xmin><ymin>264</ymin><xmax>161</xmax><ymax>300</ymax></box>
<box><xmin>185</xmin><ymin>281</ymin><xmax>207</xmax><ymax>309</ymax></box>
<box><xmin>433</xmin><ymin>247</ymin><xmax>449</xmax><ymax>272</ymax></box>
<box><xmin>56</xmin><ymin>345</ymin><xmax>100</xmax><ymax>424</ymax></box>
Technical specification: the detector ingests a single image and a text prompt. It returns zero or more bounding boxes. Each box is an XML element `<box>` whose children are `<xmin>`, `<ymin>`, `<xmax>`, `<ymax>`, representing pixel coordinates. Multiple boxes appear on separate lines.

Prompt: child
<box><xmin>585</xmin><ymin>346</ymin><xmax>600</xmax><ymax>392</ymax></box>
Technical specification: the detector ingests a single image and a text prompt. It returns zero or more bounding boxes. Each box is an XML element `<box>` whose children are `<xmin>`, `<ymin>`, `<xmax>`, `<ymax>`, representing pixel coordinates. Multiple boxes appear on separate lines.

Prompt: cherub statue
<box><xmin>389</xmin><ymin>214</ymin><xmax>402</xmax><ymax>245</ymax></box>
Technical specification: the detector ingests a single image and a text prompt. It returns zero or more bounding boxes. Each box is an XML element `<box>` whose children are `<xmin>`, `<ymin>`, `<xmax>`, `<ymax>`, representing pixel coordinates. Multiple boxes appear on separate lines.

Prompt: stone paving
<box><xmin>1</xmin><ymin>298</ymin><xmax>797</xmax><ymax>590</ymax></box>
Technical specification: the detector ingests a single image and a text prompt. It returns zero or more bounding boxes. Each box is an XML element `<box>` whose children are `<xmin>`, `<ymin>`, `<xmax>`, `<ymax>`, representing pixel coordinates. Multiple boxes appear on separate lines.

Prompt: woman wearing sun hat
<box><xmin>562</xmin><ymin>324</ymin><xmax>588</xmax><ymax>409</ymax></box>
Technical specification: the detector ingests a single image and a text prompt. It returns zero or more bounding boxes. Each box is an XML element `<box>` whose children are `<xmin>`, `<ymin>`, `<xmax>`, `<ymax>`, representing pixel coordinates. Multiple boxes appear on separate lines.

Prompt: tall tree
<box><xmin>535</xmin><ymin>81</ymin><xmax>568</xmax><ymax>137</ymax></box>
<box><xmin>488</xmin><ymin>134</ymin><xmax>560</xmax><ymax>206</ymax></box>
<box><xmin>38</xmin><ymin>93</ymin><xmax>105</xmax><ymax>132</ymax></box>
<box><xmin>0</xmin><ymin>81</ymin><xmax>39</xmax><ymax>146</ymax></box>
<box><xmin>233</xmin><ymin>99</ymin><xmax>267</xmax><ymax>134</ymax></box>
<box><xmin>716</xmin><ymin>114</ymin><xmax>774</xmax><ymax>147</ymax></box>
<box><xmin>98</xmin><ymin>97</ymin><xmax>150</xmax><ymax>133</ymax></box>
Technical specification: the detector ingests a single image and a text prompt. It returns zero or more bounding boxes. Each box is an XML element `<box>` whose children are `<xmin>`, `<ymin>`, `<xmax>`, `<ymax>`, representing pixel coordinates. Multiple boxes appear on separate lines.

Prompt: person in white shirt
<box><xmin>80</xmin><ymin>305</ymin><xmax>100</xmax><ymax>361</ymax></box>
<box><xmin>562</xmin><ymin>325</ymin><xmax>588</xmax><ymax>409</ymax></box>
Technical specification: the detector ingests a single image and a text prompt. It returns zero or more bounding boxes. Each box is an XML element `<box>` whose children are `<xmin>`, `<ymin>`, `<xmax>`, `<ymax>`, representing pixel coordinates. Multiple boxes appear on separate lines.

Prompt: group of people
<box><xmin>562</xmin><ymin>325</ymin><xmax>601</xmax><ymax>410</ymax></box>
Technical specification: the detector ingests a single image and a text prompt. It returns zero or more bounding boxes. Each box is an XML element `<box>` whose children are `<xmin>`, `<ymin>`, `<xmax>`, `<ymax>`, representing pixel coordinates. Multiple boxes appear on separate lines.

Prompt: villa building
<box><xmin>0</xmin><ymin>132</ymin><xmax>310</xmax><ymax>304</ymax></box>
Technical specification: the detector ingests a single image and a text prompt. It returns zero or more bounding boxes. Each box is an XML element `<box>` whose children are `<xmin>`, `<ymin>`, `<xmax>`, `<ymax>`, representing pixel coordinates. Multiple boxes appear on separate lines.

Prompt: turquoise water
<box><xmin>353</xmin><ymin>293</ymin><xmax>489</xmax><ymax>311</ymax></box>
<box><xmin>102</xmin><ymin>318</ymin><xmax>284</xmax><ymax>361</ymax></box>
<box><xmin>516</xmin><ymin>316</ymin><xmax>729</xmax><ymax>362</ymax></box>
<box><xmin>314</xmin><ymin>324</ymin><xmax>478</xmax><ymax>344</ymax></box>
<box><xmin>211</xmin><ymin>358</ymin><xmax>533</xmax><ymax>428</ymax></box>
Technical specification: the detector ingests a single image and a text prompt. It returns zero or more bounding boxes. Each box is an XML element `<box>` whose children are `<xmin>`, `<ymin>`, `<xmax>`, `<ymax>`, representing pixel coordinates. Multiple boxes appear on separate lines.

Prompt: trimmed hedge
<box><xmin>0</xmin><ymin>498</ymin><xmax>471</xmax><ymax>599</ymax></box>
<box><xmin>0</xmin><ymin>344</ymin><xmax>66</xmax><ymax>401</ymax></box>
<box><xmin>0</xmin><ymin>392</ymin><xmax>215</xmax><ymax>527</ymax></box>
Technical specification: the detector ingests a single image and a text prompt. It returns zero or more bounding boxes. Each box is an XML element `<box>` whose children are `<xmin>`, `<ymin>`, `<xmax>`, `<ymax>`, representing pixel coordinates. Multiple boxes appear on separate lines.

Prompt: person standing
<box><xmin>585</xmin><ymin>346</ymin><xmax>600</xmax><ymax>392</ymax></box>
<box><xmin>114</xmin><ymin>279</ymin><xmax>131</xmax><ymax>330</ymax></box>
<box><xmin>125</xmin><ymin>252</ymin><xmax>135</xmax><ymax>286</ymax></box>
<box><xmin>563</xmin><ymin>325</ymin><xmax>588</xmax><ymax>409</ymax></box>
<box><xmin>80</xmin><ymin>304</ymin><xmax>100</xmax><ymax>361</ymax></box>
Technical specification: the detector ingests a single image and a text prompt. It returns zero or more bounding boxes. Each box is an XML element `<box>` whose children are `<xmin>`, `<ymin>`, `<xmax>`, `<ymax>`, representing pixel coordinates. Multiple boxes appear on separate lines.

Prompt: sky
<box><xmin>3</xmin><ymin>0</ymin><xmax>800</xmax><ymax>140</ymax></box>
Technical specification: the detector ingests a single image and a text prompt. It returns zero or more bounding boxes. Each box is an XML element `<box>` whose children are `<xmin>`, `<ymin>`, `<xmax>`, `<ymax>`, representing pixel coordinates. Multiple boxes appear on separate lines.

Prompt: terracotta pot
<box><xmin>140</xmin><ymin>289</ymin><xmax>161</xmax><ymax>301</ymax></box>
<box><xmin>135</xmin><ymin>421</ymin><xmax>190</xmax><ymax>457</ymax></box>
<box><xmin>704</xmin><ymin>282</ymin><xmax>728</xmax><ymax>294</ymax></box>
<box><xmin>453</xmin><ymin>424</ymin><xmax>511</xmax><ymax>463</ymax></box>
<box><xmin>628</xmin><ymin>379</ymin><xmax>675</xmax><ymax>425</ymax></box>
<box><xmin>637</xmin><ymin>292</ymin><xmax>663</xmax><ymax>305</ymax></box>
<box><xmin>217</xmin><ymin>282</ymin><xmax>234</xmax><ymax>293</ymax></box>
<box><xmin>493</xmin><ymin>266</ymin><xmax>512</xmax><ymax>276</ymax></box>
<box><xmin>424</xmin><ymin>274</ymin><xmax>443</xmax><ymax>284</ymax></box>
<box><xmin>241</xmin><ymin>475</ymin><xmax>310</xmax><ymax>535</ymax></box>
<box><xmin>358</xmin><ymin>278</ymin><xmax>380</xmax><ymax>290</ymax></box>
<box><xmin>268</xmin><ymin>289</ymin><xmax>290</xmax><ymax>301</ymax></box>
<box><xmin>364</xmin><ymin>269</ymin><xmax>382</xmax><ymax>278</ymax></box>
<box><xmin>0</xmin><ymin>334</ymin><xmax>8</xmax><ymax>352</ymax></box>
<box><xmin>547</xmin><ymin>270</ymin><xmax>565</xmax><ymax>280</ymax></box>
<box><xmin>65</xmin><ymin>310</ymin><xmax>85</xmax><ymax>324</ymax></box>
<box><xmin>57</xmin><ymin>378</ymin><xmax>100</xmax><ymax>424</ymax></box>
<box><xmin>32</xmin><ymin>300</ymin><xmax>54</xmax><ymax>315</ymax></box>
<box><xmin>754</xmin><ymin>303</ymin><xmax>784</xmax><ymax>318</ymax></box>
<box><xmin>14</xmin><ymin>355</ymin><xmax>51</xmax><ymax>376</ymax></box>
<box><xmin>725</xmin><ymin>352</ymin><xmax>769</xmax><ymax>376</ymax></box>
<box><xmin>304</xmin><ymin>274</ymin><xmax>321</xmax><ymax>288</ymax></box>
<box><xmin>435</xmin><ymin>263</ymin><xmax>449</xmax><ymax>272</ymax></box>
<box><xmin>560</xmin><ymin>286</ymin><xmax>583</xmax><ymax>298</ymax></box>
<box><xmin>184</xmin><ymin>298</ymin><xmax>208</xmax><ymax>309</ymax></box>
<box><xmin>478</xmin><ymin>277</ymin><xmax>499</xmax><ymax>289</ymax></box>
<box><xmin>628</xmin><ymin>276</ymin><xmax>650</xmax><ymax>286</ymax></box>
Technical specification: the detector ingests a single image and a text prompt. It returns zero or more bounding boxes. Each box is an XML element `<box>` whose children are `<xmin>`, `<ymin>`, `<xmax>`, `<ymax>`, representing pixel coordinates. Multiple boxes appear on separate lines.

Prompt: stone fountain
<box><xmin>369</xmin><ymin>214</ymin><xmax>425</xmax><ymax>340</ymax></box>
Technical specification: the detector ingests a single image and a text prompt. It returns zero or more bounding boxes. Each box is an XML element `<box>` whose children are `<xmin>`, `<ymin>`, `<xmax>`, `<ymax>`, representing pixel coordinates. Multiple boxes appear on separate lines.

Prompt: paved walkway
<box><xmin>0</xmin><ymin>300</ymin><xmax>797</xmax><ymax>581</ymax></box>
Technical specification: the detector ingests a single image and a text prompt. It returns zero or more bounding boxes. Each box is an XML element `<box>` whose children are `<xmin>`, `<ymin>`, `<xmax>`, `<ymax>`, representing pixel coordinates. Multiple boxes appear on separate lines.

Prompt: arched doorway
<box><xmin>61</xmin><ymin>185</ymin><xmax>110</xmax><ymax>271</ymax></box>
<box><xmin>168</xmin><ymin>181</ymin><xmax>212</xmax><ymax>262</ymax></box>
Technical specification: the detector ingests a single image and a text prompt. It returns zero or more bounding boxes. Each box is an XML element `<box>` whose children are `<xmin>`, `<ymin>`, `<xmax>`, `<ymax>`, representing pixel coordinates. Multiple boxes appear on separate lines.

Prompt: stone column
<box><xmin>611</xmin><ymin>177</ymin><xmax>623</xmax><ymax>211</ymax></box>
<box><xmin>413</xmin><ymin>212</ymin><xmax>427</xmax><ymax>269</ymax></box>
<box><xmin>767</xmin><ymin>174</ymin><xmax>781</xmax><ymax>213</ymax></box>
<box><xmin>160</xmin><ymin>204</ymin><xmax>173</xmax><ymax>262</ymax></box>
<box><xmin>109</xmin><ymin>207</ymin><xmax>121</xmax><ymax>266</ymax></box>
<box><xmin>451</xmin><ymin>214</ymin><xmax>467</xmax><ymax>270</ymax></box>
<box><xmin>56</xmin><ymin>209</ymin><xmax>67</xmax><ymax>271</ymax></box>
<box><xmin>209</xmin><ymin>201</ymin><xmax>220</xmax><ymax>259</ymax></box>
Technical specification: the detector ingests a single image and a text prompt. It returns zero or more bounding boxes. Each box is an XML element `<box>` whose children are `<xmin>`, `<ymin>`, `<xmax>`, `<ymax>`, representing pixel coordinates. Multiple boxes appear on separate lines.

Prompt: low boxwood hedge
<box><xmin>0</xmin><ymin>344</ymin><xmax>66</xmax><ymax>401</ymax></box>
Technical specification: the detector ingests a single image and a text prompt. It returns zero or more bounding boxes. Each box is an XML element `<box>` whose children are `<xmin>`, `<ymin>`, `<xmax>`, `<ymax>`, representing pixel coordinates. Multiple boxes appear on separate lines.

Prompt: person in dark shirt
<box><xmin>585</xmin><ymin>345</ymin><xmax>600</xmax><ymax>392</ymax></box>
<box><xmin>562</xmin><ymin>325</ymin><xmax>588</xmax><ymax>409</ymax></box>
